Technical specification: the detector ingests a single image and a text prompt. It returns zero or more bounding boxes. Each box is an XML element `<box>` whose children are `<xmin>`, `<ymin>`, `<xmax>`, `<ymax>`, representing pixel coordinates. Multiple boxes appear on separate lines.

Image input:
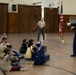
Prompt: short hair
<box><xmin>28</xmin><ymin>39</ymin><xmax>34</xmax><ymax>43</ymax></box>
<box><xmin>28</xmin><ymin>42</ymin><xmax>33</xmax><ymax>47</ymax></box>
<box><xmin>33</xmin><ymin>47</ymin><xmax>38</xmax><ymax>53</ymax></box>
<box><xmin>4</xmin><ymin>48</ymin><xmax>11</xmax><ymax>54</ymax></box>
<box><xmin>7</xmin><ymin>45</ymin><xmax>12</xmax><ymax>49</ymax></box>
<box><xmin>23</xmin><ymin>39</ymin><xmax>27</xmax><ymax>44</ymax></box>
<box><xmin>2</xmin><ymin>36</ymin><xmax>8</xmax><ymax>41</ymax></box>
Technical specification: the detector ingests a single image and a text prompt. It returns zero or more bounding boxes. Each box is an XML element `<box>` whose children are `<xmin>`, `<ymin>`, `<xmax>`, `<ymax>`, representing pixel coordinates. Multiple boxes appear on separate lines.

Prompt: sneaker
<box><xmin>70</xmin><ymin>55</ymin><xmax>76</xmax><ymax>57</ymax></box>
<box><xmin>20</xmin><ymin>67</ymin><xmax>28</xmax><ymax>71</ymax></box>
<box><xmin>18</xmin><ymin>56</ymin><xmax>24</xmax><ymax>59</ymax></box>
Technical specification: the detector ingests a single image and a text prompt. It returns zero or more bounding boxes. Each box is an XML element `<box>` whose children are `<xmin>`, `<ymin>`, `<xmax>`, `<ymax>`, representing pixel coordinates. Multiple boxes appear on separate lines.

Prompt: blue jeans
<box><xmin>13</xmin><ymin>50</ymin><xmax>20</xmax><ymax>56</ymax></box>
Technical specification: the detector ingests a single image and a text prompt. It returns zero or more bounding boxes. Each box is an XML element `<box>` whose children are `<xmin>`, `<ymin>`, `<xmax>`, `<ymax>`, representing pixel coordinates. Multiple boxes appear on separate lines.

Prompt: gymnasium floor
<box><xmin>0</xmin><ymin>33</ymin><xmax>76</xmax><ymax>75</ymax></box>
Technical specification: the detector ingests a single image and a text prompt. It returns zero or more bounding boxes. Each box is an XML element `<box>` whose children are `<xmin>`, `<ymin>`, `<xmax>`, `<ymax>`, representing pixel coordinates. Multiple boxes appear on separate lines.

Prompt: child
<box><xmin>36</xmin><ymin>41</ymin><xmax>49</xmax><ymax>60</ymax></box>
<box><xmin>24</xmin><ymin>42</ymin><xmax>33</xmax><ymax>60</ymax></box>
<box><xmin>36</xmin><ymin>41</ymin><xmax>47</xmax><ymax>53</ymax></box>
<box><xmin>24</xmin><ymin>39</ymin><xmax>35</xmax><ymax>60</ymax></box>
<box><xmin>0</xmin><ymin>34</ymin><xmax>10</xmax><ymax>59</ymax></box>
<box><xmin>0</xmin><ymin>36</ymin><xmax>9</xmax><ymax>46</ymax></box>
<box><xmin>28</xmin><ymin>39</ymin><xmax>34</xmax><ymax>53</ymax></box>
<box><xmin>7</xmin><ymin>45</ymin><xmax>24</xmax><ymax>59</ymax></box>
<box><xmin>1</xmin><ymin>48</ymin><xmax>28</xmax><ymax>72</ymax></box>
<box><xmin>0</xmin><ymin>45</ymin><xmax>5</xmax><ymax>58</ymax></box>
<box><xmin>31</xmin><ymin>47</ymin><xmax>48</xmax><ymax>66</ymax></box>
<box><xmin>20</xmin><ymin>39</ymin><xmax>28</xmax><ymax>54</ymax></box>
<box><xmin>0</xmin><ymin>33</ymin><xmax>24</xmax><ymax>59</ymax></box>
<box><xmin>0</xmin><ymin>33</ymin><xmax>7</xmax><ymax>41</ymax></box>
<box><xmin>0</xmin><ymin>33</ymin><xmax>8</xmax><ymax>44</ymax></box>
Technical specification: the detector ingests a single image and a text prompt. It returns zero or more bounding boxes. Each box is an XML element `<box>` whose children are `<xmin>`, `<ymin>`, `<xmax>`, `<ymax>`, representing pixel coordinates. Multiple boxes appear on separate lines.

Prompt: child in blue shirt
<box><xmin>36</xmin><ymin>42</ymin><xmax>50</xmax><ymax>61</ymax></box>
<box><xmin>31</xmin><ymin>47</ymin><xmax>50</xmax><ymax>66</ymax></box>
<box><xmin>31</xmin><ymin>47</ymin><xmax>46</xmax><ymax>66</ymax></box>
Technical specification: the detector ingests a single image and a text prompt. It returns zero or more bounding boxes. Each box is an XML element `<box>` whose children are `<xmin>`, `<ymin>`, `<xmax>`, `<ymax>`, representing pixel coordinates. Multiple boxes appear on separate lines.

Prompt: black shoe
<box><xmin>70</xmin><ymin>55</ymin><xmax>76</xmax><ymax>57</ymax></box>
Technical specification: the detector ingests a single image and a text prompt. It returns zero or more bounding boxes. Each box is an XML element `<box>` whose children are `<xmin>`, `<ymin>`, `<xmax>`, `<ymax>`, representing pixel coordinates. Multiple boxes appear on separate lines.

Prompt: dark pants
<box><xmin>37</xmin><ymin>28</ymin><xmax>45</xmax><ymax>41</ymax></box>
<box><xmin>73</xmin><ymin>32</ymin><xmax>76</xmax><ymax>55</ymax></box>
<box><xmin>70</xmin><ymin>23</ymin><xmax>76</xmax><ymax>55</ymax></box>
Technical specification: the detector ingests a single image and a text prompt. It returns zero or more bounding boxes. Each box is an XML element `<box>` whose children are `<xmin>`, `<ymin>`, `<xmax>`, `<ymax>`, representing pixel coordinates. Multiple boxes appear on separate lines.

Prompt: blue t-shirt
<box><xmin>33</xmin><ymin>52</ymin><xmax>40</xmax><ymax>63</ymax></box>
<box><xmin>38</xmin><ymin>46</ymin><xmax>45</xmax><ymax>56</ymax></box>
<box><xmin>33</xmin><ymin>51</ymin><xmax>46</xmax><ymax>65</ymax></box>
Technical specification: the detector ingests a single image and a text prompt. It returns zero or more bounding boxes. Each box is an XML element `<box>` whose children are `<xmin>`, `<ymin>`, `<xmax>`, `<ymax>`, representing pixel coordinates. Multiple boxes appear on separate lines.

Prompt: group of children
<box><xmin>20</xmin><ymin>38</ymin><xmax>50</xmax><ymax>66</ymax></box>
<box><xmin>0</xmin><ymin>33</ymin><xmax>50</xmax><ymax>72</ymax></box>
<box><xmin>0</xmin><ymin>33</ymin><xmax>28</xmax><ymax>72</ymax></box>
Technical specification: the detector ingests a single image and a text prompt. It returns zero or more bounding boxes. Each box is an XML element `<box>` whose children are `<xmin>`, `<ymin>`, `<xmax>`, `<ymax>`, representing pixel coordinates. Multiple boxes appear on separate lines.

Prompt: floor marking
<box><xmin>43</xmin><ymin>65</ymin><xmax>76</xmax><ymax>75</ymax></box>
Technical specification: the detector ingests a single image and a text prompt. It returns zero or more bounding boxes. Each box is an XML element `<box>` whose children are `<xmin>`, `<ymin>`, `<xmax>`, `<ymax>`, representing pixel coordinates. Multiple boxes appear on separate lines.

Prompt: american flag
<box><xmin>59</xmin><ymin>1</ymin><xmax>63</xmax><ymax>37</ymax></box>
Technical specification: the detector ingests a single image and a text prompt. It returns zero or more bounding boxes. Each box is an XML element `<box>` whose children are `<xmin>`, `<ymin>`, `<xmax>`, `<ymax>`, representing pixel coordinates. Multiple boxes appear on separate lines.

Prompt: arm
<box><xmin>71</xmin><ymin>23</ymin><xmax>76</xmax><ymax>26</ymax></box>
<box><xmin>30</xmin><ymin>61</ymin><xmax>34</xmax><ymax>67</ymax></box>
<box><xmin>67</xmin><ymin>23</ymin><xmax>76</xmax><ymax>26</ymax></box>
<box><xmin>6</xmin><ymin>51</ymin><xmax>14</xmax><ymax>61</ymax></box>
<box><xmin>1</xmin><ymin>33</ymin><xmax>6</xmax><ymax>40</ymax></box>
<box><xmin>67</xmin><ymin>23</ymin><xmax>76</xmax><ymax>30</ymax></box>
<box><xmin>71</xmin><ymin>26</ymin><xmax>76</xmax><ymax>30</ymax></box>
<box><xmin>6</xmin><ymin>54</ymin><xmax>12</xmax><ymax>61</ymax></box>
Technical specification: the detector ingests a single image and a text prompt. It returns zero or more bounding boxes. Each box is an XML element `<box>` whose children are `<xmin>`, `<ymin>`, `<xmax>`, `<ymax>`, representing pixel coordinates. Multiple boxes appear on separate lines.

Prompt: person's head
<box><xmin>28</xmin><ymin>39</ymin><xmax>34</xmax><ymax>44</ymax></box>
<box><xmin>23</xmin><ymin>39</ymin><xmax>27</xmax><ymax>44</ymax></box>
<box><xmin>28</xmin><ymin>42</ymin><xmax>34</xmax><ymax>47</ymax></box>
<box><xmin>4</xmin><ymin>48</ymin><xmax>12</xmax><ymax>54</ymax></box>
<box><xmin>36</xmin><ymin>42</ymin><xmax>41</xmax><ymax>48</ymax></box>
<box><xmin>7</xmin><ymin>45</ymin><xmax>12</xmax><ymax>49</ymax></box>
<box><xmin>3</xmin><ymin>33</ymin><xmax>6</xmax><ymax>36</ymax></box>
<box><xmin>33</xmin><ymin>47</ymin><xmax>38</xmax><ymax>53</ymax></box>
<box><xmin>2</xmin><ymin>37</ymin><xmax>8</xmax><ymax>43</ymax></box>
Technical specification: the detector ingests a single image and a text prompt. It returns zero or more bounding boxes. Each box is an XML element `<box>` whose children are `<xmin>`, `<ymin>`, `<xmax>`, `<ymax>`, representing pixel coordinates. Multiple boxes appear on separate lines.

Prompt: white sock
<box><xmin>20</xmin><ymin>67</ymin><xmax>28</xmax><ymax>71</ymax></box>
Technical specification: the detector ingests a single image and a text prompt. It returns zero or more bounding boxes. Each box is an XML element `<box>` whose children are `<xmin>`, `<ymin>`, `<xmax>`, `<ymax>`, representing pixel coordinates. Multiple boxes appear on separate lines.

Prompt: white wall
<box><xmin>0</xmin><ymin>0</ymin><xmax>41</xmax><ymax>12</ymax></box>
<box><xmin>0</xmin><ymin>0</ymin><xmax>76</xmax><ymax>15</ymax></box>
<box><xmin>0</xmin><ymin>0</ymin><xmax>41</xmax><ymax>4</ymax></box>
<box><xmin>0</xmin><ymin>0</ymin><xmax>59</xmax><ymax>12</ymax></box>
<box><xmin>42</xmin><ymin>0</ymin><xmax>58</xmax><ymax>8</ymax></box>
<box><xmin>63</xmin><ymin>0</ymin><xmax>76</xmax><ymax>15</ymax></box>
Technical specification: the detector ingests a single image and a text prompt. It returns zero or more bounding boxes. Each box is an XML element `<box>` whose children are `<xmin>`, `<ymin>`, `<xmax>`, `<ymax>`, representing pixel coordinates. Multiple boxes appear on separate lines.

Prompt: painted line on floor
<box><xmin>48</xmin><ymin>47</ymin><xmax>70</xmax><ymax>55</ymax></box>
<box><xmin>43</xmin><ymin>65</ymin><xmax>76</xmax><ymax>75</ymax></box>
<box><xmin>0</xmin><ymin>67</ymin><xmax>6</xmax><ymax>75</ymax></box>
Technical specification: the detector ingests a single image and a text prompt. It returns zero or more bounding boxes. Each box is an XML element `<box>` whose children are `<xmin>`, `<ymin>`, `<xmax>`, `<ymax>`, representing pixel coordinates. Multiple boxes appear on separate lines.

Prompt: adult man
<box><xmin>67</xmin><ymin>23</ymin><xmax>76</xmax><ymax>57</ymax></box>
<box><xmin>37</xmin><ymin>18</ymin><xmax>46</xmax><ymax>41</ymax></box>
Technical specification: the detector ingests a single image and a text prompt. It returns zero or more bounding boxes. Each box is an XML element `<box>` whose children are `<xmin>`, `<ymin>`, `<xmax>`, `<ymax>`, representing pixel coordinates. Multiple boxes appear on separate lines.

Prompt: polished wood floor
<box><xmin>0</xmin><ymin>33</ymin><xmax>76</xmax><ymax>75</ymax></box>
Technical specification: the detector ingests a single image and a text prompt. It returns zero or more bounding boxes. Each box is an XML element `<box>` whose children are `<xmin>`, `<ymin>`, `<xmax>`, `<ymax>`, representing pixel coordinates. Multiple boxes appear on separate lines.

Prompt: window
<box><xmin>69</xmin><ymin>17</ymin><xmax>76</xmax><ymax>23</ymax></box>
